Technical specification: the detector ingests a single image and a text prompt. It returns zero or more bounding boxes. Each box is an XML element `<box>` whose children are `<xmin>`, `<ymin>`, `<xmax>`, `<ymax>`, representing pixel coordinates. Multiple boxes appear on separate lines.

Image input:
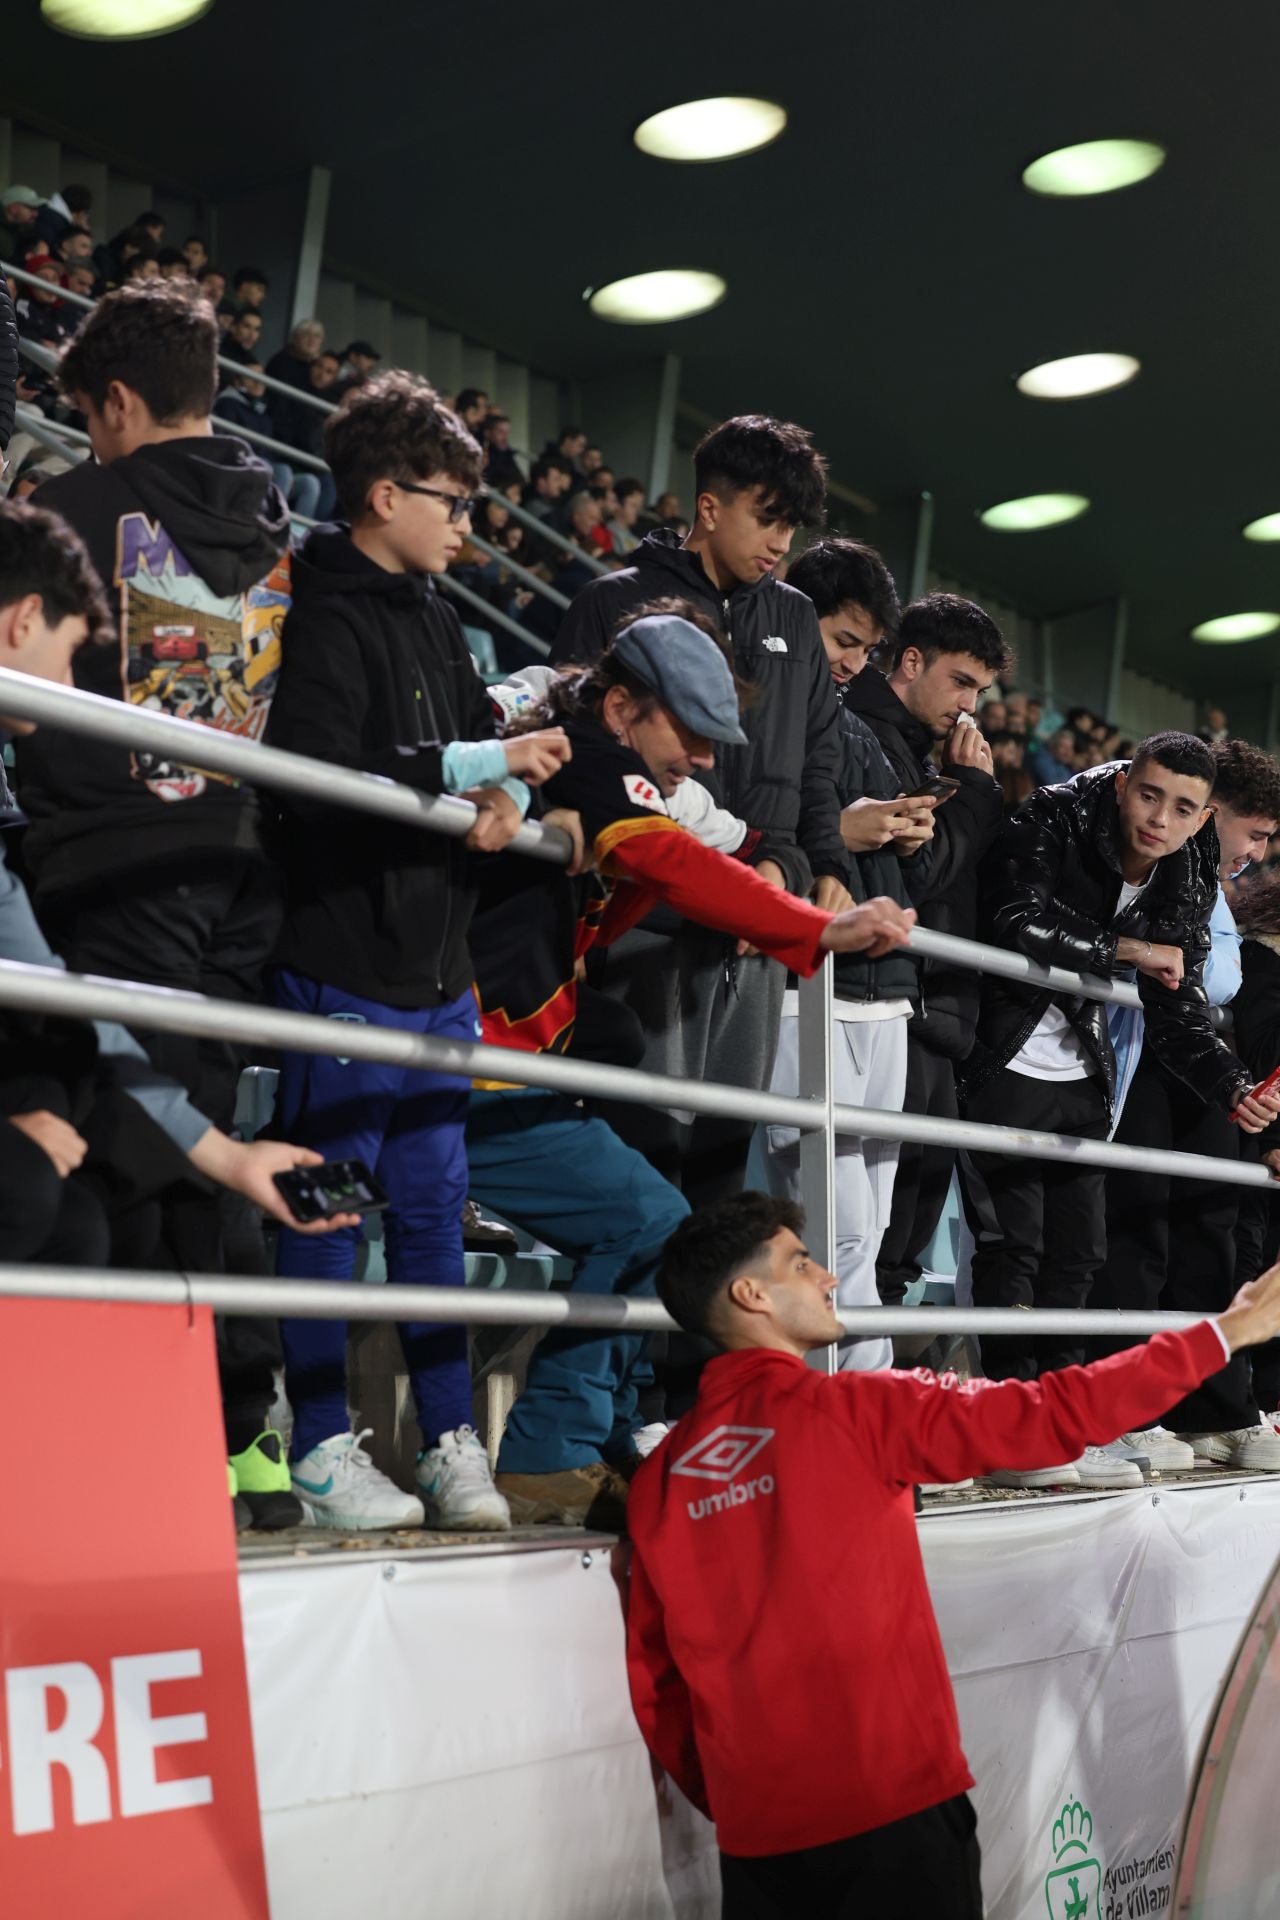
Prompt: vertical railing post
<box><xmin>797</xmin><ymin>957</ymin><xmax>837</xmax><ymax>1373</ymax></box>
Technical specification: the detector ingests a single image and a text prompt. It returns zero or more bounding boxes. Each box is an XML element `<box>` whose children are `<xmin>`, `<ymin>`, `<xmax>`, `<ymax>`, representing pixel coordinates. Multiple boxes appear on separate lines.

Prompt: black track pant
<box><xmin>720</xmin><ymin>1795</ymin><xmax>982</xmax><ymax>1920</ymax></box>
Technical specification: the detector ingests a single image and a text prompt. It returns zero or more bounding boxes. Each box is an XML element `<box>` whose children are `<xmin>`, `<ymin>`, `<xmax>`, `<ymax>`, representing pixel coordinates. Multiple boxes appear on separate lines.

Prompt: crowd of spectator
<box><xmin>3</xmin><ymin>206</ymin><xmax>1280</xmax><ymax>1558</ymax></box>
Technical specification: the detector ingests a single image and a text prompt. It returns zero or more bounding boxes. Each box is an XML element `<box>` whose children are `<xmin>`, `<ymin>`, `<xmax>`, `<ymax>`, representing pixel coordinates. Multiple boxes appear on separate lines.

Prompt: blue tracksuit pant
<box><xmin>272</xmin><ymin>969</ymin><xmax>477</xmax><ymax>1459</ymax></box>
<box><xmin>465</xmin><ymin>1089</ymin><xmax>689</xmax><ymax>1473</ymax></box>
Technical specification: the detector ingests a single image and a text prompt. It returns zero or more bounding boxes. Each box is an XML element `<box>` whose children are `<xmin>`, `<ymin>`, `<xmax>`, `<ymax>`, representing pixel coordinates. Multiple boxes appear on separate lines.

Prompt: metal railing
<box><xmin>0</xmin><ymin>474</ymin><xmax>1266</xmax><ymax>1342</ymax></box>
<box><xmin>2</xmin><ymin>256</ymin><xmax>610</xmax><ymax>579</ymax></box>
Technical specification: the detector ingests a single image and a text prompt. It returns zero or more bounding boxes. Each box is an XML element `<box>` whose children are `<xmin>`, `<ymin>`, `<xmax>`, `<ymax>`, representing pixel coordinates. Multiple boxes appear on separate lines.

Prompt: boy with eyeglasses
<box><xmin>265</xmin><ymin>371</ymin><xmax>571</xmax><ymax>1533</ymax></box>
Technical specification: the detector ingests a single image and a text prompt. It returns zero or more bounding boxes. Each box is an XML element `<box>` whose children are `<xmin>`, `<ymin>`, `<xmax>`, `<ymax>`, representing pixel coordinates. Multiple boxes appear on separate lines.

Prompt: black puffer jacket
<box><xmin>831</xmin><ymin>695</ymin><xmax>918</xmax><ymax>1004</ymax></box>
<box><xmin>842</xmin><ymin>668</ymin><xmax>1004</xmax><ymax>1058</ymax></box>
<box><xmin>550</xmin><ymin>529</ymin><xmax>849</xmax><ymax>897</ymax></box>
<box><xmin>0</xmin><ymin>275</ymin><xmax>17</xmax><ymax>452</ymax></box>
<box><xmin>963</xmin><ymin>762</ymin><xmax>1252</xmax><ymax>1117</ymax></box>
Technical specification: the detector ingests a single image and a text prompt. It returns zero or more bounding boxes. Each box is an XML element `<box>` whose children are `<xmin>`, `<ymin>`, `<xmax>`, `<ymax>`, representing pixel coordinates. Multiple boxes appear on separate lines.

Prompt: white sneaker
<box><xmin>919</xmin><ymin>1478</ymin><xmax>975</xmax><ymax>1493</ymax></box>
<box><xmin>291</xmin><ymin>1430</ymin><xmax>425</xmax><ymax>1530</ymax></box>
<box><xmin>633</xmin><ymin>1423</ymin><xmax>671</xmax><ymax>1459</ymax></box>
<box><xmin>1074</xmin><ymin>1445</ymin><xmax>1144</xmax><ymax>1490</ymax></box>
<box><xmin>985</xmin><ymin>1463</ymin><xmax>1082</xmax><ymax>1490</ymax></box>
<box><xmin>1117</xmin><ymin>1427</ymin><xmax>1196</xmax><ymax>1472</ymax></box>
<box><xmin>1190</xmin><ymin>1426</ymin><xmax>1280</xmax><ymax>1472</ymax></box>
<box><xmin>417</xmin><ymin>1426</ymin><xmax>510</xmax><ymax>1530</ymax></box>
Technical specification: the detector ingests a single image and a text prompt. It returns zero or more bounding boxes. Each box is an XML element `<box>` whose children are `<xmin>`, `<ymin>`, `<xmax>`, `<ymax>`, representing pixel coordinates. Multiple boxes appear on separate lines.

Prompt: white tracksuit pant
<box><xmin>748</xmin><ymin>1008</ymin><xmax>909</xmax><ymax>1372</ymax></box>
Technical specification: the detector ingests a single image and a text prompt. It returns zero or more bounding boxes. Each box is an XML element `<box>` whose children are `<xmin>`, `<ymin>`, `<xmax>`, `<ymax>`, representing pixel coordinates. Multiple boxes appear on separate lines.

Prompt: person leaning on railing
<box><xmin>957</xmin><ymin>732</ymin><xmax>1280</xmax><ymax>1489</ymax></box>
<box><xmin>0</xmin><ymin>498</ymin><xmax>363</xmax><ymax>1532</ymax></box>
<box><xmin>466</xmin><ymin>611</ymin><xmax>914</xmax><ymax>1532</ymax></box>
<box><xmin>262</xmin><ymin>368</ymin><xmax>572</xmax><ymax>1539</ymax></box>
<box><xmin>626</xmin><ymin>1190</ymin><xmax>1280</xmax><ymax>1920</ymax></box>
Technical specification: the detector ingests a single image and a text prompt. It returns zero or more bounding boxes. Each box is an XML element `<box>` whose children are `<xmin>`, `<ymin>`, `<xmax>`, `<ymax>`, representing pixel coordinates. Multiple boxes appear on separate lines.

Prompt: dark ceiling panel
<box><xmin>6</xmin><ymin>0</ymin><xmax>1280</xmax><ymax>698</ymax></box>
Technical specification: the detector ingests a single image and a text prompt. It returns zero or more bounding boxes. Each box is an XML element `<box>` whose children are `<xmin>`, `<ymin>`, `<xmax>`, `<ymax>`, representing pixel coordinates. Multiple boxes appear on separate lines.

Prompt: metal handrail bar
<box><xmin>0</xmin><ymin>961</ymin><xmax>1269</xmax><ymax>1191</ymax></box>
<box><xmin>909</xmin><ymin>925</ymin><xmax>1232</xmax><ymax>1032</ymax></box>
<box><xmin>3</xmin><ymin>255</ymin><xmax>612</xmax><ymax>573</ymax></box>
<box><xmin>3</xmin><ymin>257</ymin><xmax>334</xmax><ymax>417</ymax></box>
<box><xmin>0</xmin><ymin>1265</ymin><xmax>1225</xmax><ymax>1342</ymax></box>
<box><xmin>0</xmin><ymin>669</ymin><xmax>1246</xmax><ymax>1021</ymax></box>
<box><xmin>0</xmin><ymin>671</ymin><xmax>571</xmax><ymax>863</ymax></box>
<box><xmin>15</xmin><ymin>332</ymin><xmax>331</xmax><ymax>478</ymax></box>
<box><xmin>461</xmin><ymin>529</ymin><xmax>572</xmax><ymax>609</ymax></box>
<box><xmin>437</xmin><ymin>570</ymin><xmax>551</xmax><ymax>657</ymax></box>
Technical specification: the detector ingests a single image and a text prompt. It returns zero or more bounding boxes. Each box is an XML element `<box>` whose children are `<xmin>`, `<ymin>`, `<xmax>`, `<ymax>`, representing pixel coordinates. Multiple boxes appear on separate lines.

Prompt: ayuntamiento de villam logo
<box><xmin>1045</xmin><ymin>1798</ymin><xmax>1102</xmax><ymax>1920</ymax></box>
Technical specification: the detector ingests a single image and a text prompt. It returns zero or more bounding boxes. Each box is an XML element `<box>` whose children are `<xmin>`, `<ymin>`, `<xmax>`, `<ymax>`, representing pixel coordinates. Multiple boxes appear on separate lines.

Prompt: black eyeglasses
<box><xmin>393</xmin><ymin>481</ymin><xmax>475</xmax><ymax>523</ymax></box>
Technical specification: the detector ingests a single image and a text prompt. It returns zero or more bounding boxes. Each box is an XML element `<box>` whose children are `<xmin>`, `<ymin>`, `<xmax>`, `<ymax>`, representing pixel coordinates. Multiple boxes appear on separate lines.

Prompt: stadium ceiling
<box><xmin>7</xmin><ymin>0</ymin><xmax>1280</xmax><ymax>701</ymax></box>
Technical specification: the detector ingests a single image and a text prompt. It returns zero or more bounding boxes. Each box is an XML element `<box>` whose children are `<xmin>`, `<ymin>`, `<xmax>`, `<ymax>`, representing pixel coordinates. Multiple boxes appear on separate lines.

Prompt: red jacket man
<box><xmin>626</xmin><ymin>1191</ymin><xmax>1280</xmax><ymax>1920</ymax></box>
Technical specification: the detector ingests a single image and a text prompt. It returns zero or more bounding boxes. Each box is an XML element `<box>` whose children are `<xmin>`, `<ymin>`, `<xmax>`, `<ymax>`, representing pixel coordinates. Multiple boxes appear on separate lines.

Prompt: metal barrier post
<box><xmin>797</xmin><ymin>959</ymin><xmax>838</xmax><ymax>1373</ymax></box>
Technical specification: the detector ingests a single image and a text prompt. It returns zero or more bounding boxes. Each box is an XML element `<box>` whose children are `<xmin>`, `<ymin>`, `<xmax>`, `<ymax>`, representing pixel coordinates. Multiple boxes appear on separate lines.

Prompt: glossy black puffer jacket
<box><xmin>960</xmin><ymin>761</ymin><xmax>1251</xmax><ymax>1119</ymax></box>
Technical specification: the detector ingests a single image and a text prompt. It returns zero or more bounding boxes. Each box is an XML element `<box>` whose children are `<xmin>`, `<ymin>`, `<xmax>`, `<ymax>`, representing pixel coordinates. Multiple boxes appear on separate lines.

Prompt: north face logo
<box><xmin>672</xmin><ymin>1425</ymin><xmax>774</xmax><ymax>1482</ymax></box>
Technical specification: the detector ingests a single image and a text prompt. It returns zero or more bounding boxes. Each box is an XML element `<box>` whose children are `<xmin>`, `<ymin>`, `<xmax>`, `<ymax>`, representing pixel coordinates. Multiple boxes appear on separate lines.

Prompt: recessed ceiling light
<box><xmin>586</xmin><ymin>269</ymin><xmax>727</xmax><ymax>325</ymax></box>
<box><xmin>1190</xmin><ymin>611</ymin><xmax>1280</xmax><ymax>645</ymax></box>
<box><xmin>1022</xmin><ymin>139</ymin><xmax>1166</xmax><ymax>198</ymax></box>
<box><xmin>979</xmin><ymin>493</ymin><xmax>1091</xmax><ymax>532</ymax></box>
<box><xmin>41</xmin><ymin>0</ymin><xmax>210</xmax><ymax>34</ymax></box>
<box><xmin>633</xmin><ymin>97</ymin><xmax>787</xmax><ymax>163</ymax></box>
<box><xmin>1243</xmin><ymin>513</ymin><xmax>1280</xmax><ymax>543</ymax></box>
<box><xmin>1016</xmin><ymin>352</ymin><xmax>1141</xmax><ymax>400</ymax></box>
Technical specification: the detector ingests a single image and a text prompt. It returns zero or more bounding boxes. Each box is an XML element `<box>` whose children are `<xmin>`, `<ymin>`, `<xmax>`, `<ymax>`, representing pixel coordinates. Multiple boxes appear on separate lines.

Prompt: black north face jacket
<box><xmin>962</xmin><ymin>761</ymin><xmax>1252</xmax><ymax>1118</ymax></box>
<box><xmin>550</xmin><ymin>529</ymin><xmax>849</xmax><ymax>898</ymax></box>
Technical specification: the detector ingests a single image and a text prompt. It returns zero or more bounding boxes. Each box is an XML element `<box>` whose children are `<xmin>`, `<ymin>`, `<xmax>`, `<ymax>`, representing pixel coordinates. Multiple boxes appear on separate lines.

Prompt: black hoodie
<box><xmin>843</xmin><ymin>667</ymin><xmax>1003</xmax><ymax>1059</ymax></box>
<box><xmin>550</xmin><ymin>529</ymin><xmax>849</xmax><ymax>896</ymax></box>
<box><xmin>265</xmin><ymin>527</ymin><xmax>496</xmax><ymax>1008</ymax></box>
<box><xmin>16</xmin><ymin>435</ymin><xmax>291</xmax><ymax>896</ymax></box>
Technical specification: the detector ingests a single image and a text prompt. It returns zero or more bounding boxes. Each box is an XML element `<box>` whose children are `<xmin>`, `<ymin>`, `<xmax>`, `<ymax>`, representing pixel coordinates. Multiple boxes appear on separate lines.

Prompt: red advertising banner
<box><xmin>0</xmin><ymin>1298</ymin><xmax>270</xmax><ymax>1919</ymax></box>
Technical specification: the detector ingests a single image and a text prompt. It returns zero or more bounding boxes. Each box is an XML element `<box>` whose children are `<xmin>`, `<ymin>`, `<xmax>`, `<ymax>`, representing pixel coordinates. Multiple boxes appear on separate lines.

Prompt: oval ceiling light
<box><xmin>41</xmin><ymin>0</ymin><xmax>210</xmax><ymax>34</ymax></box>
<box><xmin>1022</xmin><ymin>139</ymin><xmax>1166</xmax><ymax>198</ymax></box>
<box><xmin>1243</xmin><ymin>513</ymin><xmax>1280</xmax><ymax>543</ymax></box>
<box><xmin>586</xmin><ymin>269</ymin><xmax>727</xmax><ymax>325</ymax></box>
<box><xmin>979</xmin><ymin>493</ymin><xmax>1091</xmax><ymax>532</ymax></box>
<box><xmin>1016</xmin><ymin>352</ymin><xmax>1141</xmax><ymax>400</ymax></box>
<box><xmin>634</xmin><ymin>97</ymin><xmax>787</xmax><ymax>163</ymax></box>
<box><xmin>1190</xmin><ymin>611</ymin><xmax>1280</xmax><ymax>645</ymax></box>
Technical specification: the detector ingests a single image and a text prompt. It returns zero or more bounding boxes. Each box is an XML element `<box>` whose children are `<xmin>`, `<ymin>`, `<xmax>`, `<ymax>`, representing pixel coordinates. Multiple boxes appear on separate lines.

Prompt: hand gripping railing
<box><xmin>2</xmin><ymin>257</ymin><xmax>610</xmax><ymax>578</ymax></box>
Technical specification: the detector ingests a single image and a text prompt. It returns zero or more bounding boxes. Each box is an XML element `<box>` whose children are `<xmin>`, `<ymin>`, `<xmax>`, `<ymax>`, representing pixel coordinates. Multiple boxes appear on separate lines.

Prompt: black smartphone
<box><xmin>906</xmin><ymin>776</ymin><xmax>962</xmax><ymax>801</ymax></box>
<box><xmin>272</xmin><ymin>1158</ymin><xmax>389</xmax><ymax>1223</ymax></box>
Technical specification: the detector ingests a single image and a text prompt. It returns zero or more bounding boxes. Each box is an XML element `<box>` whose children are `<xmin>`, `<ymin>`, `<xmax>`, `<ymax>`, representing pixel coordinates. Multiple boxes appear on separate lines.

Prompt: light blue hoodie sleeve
<box><xmin>0</xmin><ymin>843</ymin><xmax>210</xmax><ymax>1153</ymax></box>
<box><xmin>1205</xmin><ymin>885</ymin><xmax>1242</xmax><ymax>1007</ymax></box>
<box><xmin>440</xmin><ymin>740</ymin><xmax>531</xmax><ymax>818</ymax></box>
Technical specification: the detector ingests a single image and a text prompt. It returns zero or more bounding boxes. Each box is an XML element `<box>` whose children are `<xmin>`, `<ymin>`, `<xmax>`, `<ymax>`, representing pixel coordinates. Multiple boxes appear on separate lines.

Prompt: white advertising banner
<box><xmin>242</xmin><ymin>1482</ymin><xmax>1280</xmax><ymax>1919</ymax></box>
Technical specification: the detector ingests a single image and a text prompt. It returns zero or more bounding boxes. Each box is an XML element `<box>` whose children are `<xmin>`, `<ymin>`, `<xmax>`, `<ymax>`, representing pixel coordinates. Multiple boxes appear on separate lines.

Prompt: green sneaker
<box><xmin>229</xmin><ymin>1429</ymin><xmax>304</xmax><ymax>1531</ymax></box>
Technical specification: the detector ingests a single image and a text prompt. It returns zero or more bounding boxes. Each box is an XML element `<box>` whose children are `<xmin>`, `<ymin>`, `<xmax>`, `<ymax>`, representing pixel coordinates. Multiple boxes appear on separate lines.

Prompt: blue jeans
<box><xmin>271</xmin><ymin>970</ymin><xmax>478</xmax><ymax>1457</ymax></box>
<box><xmin>465</xmin><ymin>1089</ymin><xmax>689</xmax><ymax>1472</ymax></box>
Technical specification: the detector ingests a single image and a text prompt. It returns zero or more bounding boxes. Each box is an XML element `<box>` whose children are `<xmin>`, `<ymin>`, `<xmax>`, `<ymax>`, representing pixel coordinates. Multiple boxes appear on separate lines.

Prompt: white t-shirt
<box><xmin>781</xmin><ymin>990</ymin><xmax>913</xmax><ymax>1024</ymax></box>
<box><xmin>1008</xmin><ymin>875</ymin><xmax>1150</xmax><ymax>1081</ymax></box>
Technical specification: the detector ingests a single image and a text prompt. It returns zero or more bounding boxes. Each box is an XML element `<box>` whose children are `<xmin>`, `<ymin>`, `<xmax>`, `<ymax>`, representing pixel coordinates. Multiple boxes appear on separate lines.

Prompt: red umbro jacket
<box><xmin>626</xmin><ymin>1321</ymin><xmax>1228</xmax><ymax>1858</ymax></box>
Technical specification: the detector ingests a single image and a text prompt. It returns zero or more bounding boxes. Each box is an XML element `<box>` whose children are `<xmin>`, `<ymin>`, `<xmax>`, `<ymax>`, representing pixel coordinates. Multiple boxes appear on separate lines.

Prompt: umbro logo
<box><xmin>671</xmin><ymin>1425</ymin><xmax>774</xmax><ymax>1483</ymax></box>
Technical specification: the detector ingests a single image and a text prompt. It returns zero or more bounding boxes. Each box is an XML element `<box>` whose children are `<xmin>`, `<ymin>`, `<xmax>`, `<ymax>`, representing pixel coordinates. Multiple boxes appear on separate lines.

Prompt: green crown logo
<box><xmin>1052</xmin><ymin>1800</ymin><xmax>1094</xmax><ymax>1861</ymax></box>
<box><xmin>1045</xmin><ymin>1798</ymin><xmax>1101</xmax><ymax>1920</ymax></box>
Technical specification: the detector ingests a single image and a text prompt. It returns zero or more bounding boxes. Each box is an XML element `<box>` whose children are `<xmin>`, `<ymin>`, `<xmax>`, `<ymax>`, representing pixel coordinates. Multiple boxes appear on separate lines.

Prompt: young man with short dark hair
<box><xmin>754</xmin><ymin>537</ymin><xmax>931</xmax><ymax>1369</ymax></box>
<box><xmin>1093</xmin><ymin>738</ymin><xmax>1280</xmax><ymax>1470</ymax></box>
<box><xmin>842</xmin><ymin>591</ymin><xmax>1009</xmax><ymax>1310</ymax></box>
<box><xmin>453</xmin><ymin>387</ymin><xmax>488</xmax><ymax>432</ymax></box>
<box><xmin>14</xmin><ymin>282</ymin><xmax>301</xmax><ymax>1487</ymax></box>
<box><xmin>959</xmin><ymin>733</ymin><xmax>1280</xmax><ymax>1485</ymax></box>
<box><xmin>626</xmin><ymin>1190</ymin><xmax>1280</xmax><ymax>1920</ymax></box>
<box><xmin>265</xmin><ymin>370</ymin><xmax>567</xmax><ymax>1533</ymax></box>
<box><xmin>550</xmin><ymin>415</ymin><xmax>853</xmax><ymax>1213</ymax></box>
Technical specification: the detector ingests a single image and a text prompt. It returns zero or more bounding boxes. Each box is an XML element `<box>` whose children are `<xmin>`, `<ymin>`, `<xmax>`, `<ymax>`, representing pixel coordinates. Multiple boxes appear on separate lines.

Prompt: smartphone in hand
<box><xmin>906</xmin><ymin>777</ymin><xmax>961</xmax><ymax>801</ymax></box>
<box><xmin>1229</xmin><ymin>1066</ymin><xmax>1280</xmax><ymax>1124</ymax></box>
<box><xmin>272</xmin><ymin>1158</ymin><xmax>389</xmax><ymax>1223</ymax></box>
